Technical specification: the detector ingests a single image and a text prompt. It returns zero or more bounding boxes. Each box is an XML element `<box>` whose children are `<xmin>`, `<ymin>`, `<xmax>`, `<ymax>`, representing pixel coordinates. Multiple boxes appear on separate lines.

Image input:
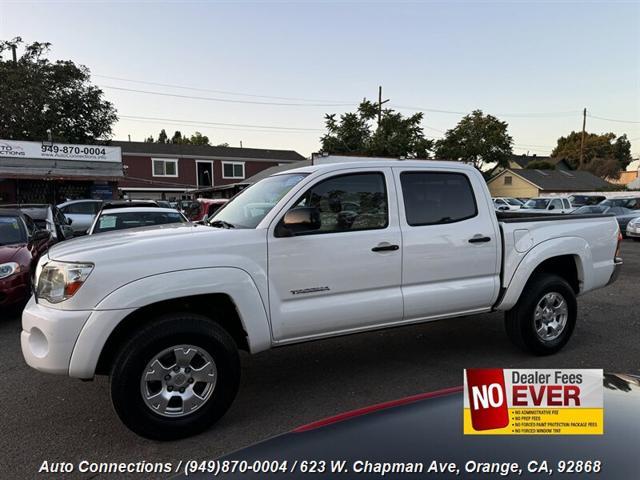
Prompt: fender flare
<box><xmin>68</xmin><ymin>267</ymin><xmax>271</xmax><ymax>379</ymax></box>
<box><xmin>496</xmin><ymin>237</ymin><xmax>589</xmax><ymax>311</ymax></box>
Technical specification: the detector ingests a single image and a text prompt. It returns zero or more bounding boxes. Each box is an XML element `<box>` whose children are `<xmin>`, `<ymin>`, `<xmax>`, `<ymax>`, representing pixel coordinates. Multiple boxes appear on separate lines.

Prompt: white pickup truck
<box><xmin>21</xmin><ymin>160</ymin><xmax>622</xmax><ymax>440</ymax></box>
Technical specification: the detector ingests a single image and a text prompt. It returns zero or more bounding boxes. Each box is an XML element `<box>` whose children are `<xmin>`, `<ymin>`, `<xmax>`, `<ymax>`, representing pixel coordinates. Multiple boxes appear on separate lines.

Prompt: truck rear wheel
<box><xmin>109</xmin><ymin>313</ymin><xmax>240</xmax><ymax>440</ymax></box>
<box><xmin>505</xmin><ymin>273</ymin><xmax>577</xmax><ymax>355</ymax></box>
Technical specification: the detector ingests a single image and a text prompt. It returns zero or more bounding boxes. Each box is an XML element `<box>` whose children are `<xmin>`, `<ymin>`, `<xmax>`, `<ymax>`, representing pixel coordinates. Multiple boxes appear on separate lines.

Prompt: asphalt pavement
<box><xmin>1</xmin><ymin>241</ymin><xmax>639</xmax><ymax>479</ymax></box>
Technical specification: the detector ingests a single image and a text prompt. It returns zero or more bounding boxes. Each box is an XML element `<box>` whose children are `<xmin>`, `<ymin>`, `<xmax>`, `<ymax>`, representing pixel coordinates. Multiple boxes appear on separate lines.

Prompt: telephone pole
<box><xmin>377</xmin><ymin>86</ymin><xmax>389</xmax><ymax>126</ymax></box>
<box><xmin>579</xmin><ymin>107</ymin><xmax>587</xmax><ymax>169</ymax></box>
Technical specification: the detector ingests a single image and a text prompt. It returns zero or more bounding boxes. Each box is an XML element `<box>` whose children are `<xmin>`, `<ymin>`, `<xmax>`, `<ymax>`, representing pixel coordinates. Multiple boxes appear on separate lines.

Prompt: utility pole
<box><xmin>579</xmin><ymin>107</ymin><xmax>587</xmax><ymax>169</ymax></box>
<box><xmin>377</xmin><ymin>86</ymin><xmax>389</xmax><ymax>127</ymax></box>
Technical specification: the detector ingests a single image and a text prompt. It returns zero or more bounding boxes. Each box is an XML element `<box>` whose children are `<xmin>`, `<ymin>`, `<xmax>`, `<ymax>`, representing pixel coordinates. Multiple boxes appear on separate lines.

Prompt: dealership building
<box><xmin>0</xmin><ymin>139</ymin><xmax>123</xmax><ymax>204</ymax></box>
<box><xmin>112</xmin><ymin>141</ymin><xmax>305</xmax><ymax>200</ymax></box>
<box><xmin>0</xmin><ymin>139</ymin><xmax>305</xmax><ymax>203</ymax></box>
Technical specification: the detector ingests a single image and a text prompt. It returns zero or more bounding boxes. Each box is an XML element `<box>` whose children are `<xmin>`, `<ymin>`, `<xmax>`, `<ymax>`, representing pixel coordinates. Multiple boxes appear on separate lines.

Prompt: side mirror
<box><xmin>32</xmin><ymin>230</ymin><xmax>51</xmax><ymax>241</ymax></box>
<box><xmin>497</xmin><ymin>205</ymin><xmax>509</xmax><ymax>211</ymax></box>
<box><xmin>277</xmin><ymin>207</ymin><xmax>321</xmax><ymax>237</ymax></box>
<box><xmin>548</xmin><ymin>205</ymin><xmax>555</xmax><ymax>210</ymax></box>
<box><xmin>66</xmin><ymin>217</ymin><xmax>73</xmax><ymax>225</ymax></box>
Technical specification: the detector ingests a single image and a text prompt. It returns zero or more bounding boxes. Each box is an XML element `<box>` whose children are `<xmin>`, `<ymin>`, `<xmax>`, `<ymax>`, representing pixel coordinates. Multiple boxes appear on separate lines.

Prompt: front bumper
<box><xmin>606</xmin><ymin>257</ymin><xmax>623</xmax><ymax>287</ymax></box>
<box><xmin>626</xmin><ymin>226</ymin><xmax>640</xmax><ymax>238</ymax></box>
<box><xmin>21</xmin><ymin>297</ymin><xmax>92</xmax><ymax>375</ymax></box>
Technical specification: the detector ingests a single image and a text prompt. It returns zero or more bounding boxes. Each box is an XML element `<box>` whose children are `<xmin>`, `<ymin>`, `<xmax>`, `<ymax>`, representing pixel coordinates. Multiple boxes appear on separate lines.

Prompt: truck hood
<box><xmin>47</xmin><ymin>223</ymin><xmax>213</xmax><ymax>261</ymax></box>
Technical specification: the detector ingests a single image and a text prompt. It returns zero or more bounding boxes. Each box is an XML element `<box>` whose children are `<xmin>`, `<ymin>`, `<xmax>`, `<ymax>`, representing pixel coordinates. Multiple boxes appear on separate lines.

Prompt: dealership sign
<box><xmin>464</xmin><ymin>369</ymin><xmax>603</xmax><ymax>435</ymax></box>
<box><xmin>0</xmin><ymin>139</ymin><xmax>121</xmax><ymax>163</ymax></box>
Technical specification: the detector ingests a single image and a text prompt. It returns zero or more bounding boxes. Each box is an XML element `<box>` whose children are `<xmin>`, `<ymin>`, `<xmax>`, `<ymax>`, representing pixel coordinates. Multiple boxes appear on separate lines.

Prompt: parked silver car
<box><xmin>57</xmin><ymin>199</ymin><xmax>103</xmax><ymax>235</ymax></box>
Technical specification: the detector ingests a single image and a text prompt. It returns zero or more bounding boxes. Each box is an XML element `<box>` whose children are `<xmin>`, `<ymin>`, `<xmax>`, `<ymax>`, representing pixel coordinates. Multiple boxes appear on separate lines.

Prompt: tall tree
<box><xmin>0</xmin><ymin>37</ymin><xmax>117</xmax><ymax>143</ymax></box>
<box><xmin>434</xmin><ymin>110</ymin><xmax>513</xmax><ymax>172</ymax></box>
<box><xmin>188</xmin><ymin>131</ymin><xmax>210</xmax><ymax>145</ymax></box>
<box><xmin>171</xmin><ymin>131</ymin><xmax>183</xmax><ymax>144</ymax></box>
<box><xmin>157</xmin><ymin>129</ymin><xmax>168</xmax><ymax>143</ymax></box>
<box><xmin>551</xmin><ymin>131</ymin><xmax>632</xmax><ymax>178</ymax></box>
<box><xmin>320</xmin><ymin>99</ymin><xmax>433</xmax><ymax>158</ymax></box>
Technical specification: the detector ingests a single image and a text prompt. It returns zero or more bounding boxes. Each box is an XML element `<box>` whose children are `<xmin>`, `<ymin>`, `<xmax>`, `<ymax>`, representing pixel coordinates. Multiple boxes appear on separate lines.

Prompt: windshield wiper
<box><xmin>208</xmin><ymin>220</ymin><xmax>235</xmax><ymax>229</ymax></box>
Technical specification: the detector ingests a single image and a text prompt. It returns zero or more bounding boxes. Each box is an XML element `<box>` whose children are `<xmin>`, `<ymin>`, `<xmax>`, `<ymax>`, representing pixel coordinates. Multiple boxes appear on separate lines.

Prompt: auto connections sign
<box><xmin>463</xmin><ymin>369</ymin><xmax>603</xmax><ymax>435</ymax></box>
<box><xmin>0</xmin><ymin>139</ymin><xmax>121</xmax><ymax>163</ymax></box>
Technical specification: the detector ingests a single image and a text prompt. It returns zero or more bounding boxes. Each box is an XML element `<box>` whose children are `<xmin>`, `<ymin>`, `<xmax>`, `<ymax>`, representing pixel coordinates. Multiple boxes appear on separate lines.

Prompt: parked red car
<box><xmin>0</xmin><ymin>209</ymin><xmax>52</xmax><ymax>308</ymax></box>
<box><xmin>186</xmin><ymin>198</ymin><xmax>228</xmax><ymax>222</ymax></box>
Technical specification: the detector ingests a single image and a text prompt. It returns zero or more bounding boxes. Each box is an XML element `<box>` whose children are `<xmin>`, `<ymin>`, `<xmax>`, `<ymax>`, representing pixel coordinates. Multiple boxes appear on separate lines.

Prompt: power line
<box><xmin>100</xmin><ymin>85</ymin><xmax>355</xmax><ymax>107</ymax></box>
<box><xmin>94</xmin><ymin>74</ymin><xmax>352</xmax><ymax>104</ymax></box>
<box><xmin>393</xmin><ymin>104</ymin><xmax>580</xmax><ymax>118</ymax></box>
<box><xmin>118</xmin><ymin>117</ymin><xmax>321</xmax><ymax>135</ymax></box>
<box><xmin>587</xmin><ymin>113</ymin><xmax>640</xmax><ymax>124</ymax></box>
<box><xmin>119</xmin><ymin>115</ymin><xmax>323</xmax><ymax>132</ymax></box>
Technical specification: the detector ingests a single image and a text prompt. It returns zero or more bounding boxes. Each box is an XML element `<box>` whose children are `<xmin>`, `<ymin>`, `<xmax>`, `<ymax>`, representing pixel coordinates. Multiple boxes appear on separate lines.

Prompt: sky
<box><xmin>1</xmin><ymin>0</ymin><xmax>639</xmax><ymax>159</ymax></box>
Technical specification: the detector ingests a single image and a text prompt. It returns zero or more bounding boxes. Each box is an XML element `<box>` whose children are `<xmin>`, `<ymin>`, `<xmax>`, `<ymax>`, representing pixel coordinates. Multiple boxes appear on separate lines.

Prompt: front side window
<box><xmin>211</xmin><ymin>173</ymin><xmax>308</xmax><ymax>228</ymax></box>
<box><xmin>286</xmin><ymin>172</ymin><xmax>388</xmax><ymax>235</ymax></box>
<box><xmin>400</xmin><ymin>171</ymin><xmax>477</xmax><ymax>226</ymax></box>
<box><xmin>222</xmin><ymin>162</ymin><xmax>245</xmax><ymax>179</ymax></box>
<box><xmin>152</xmin><ymin>159</ymin><xmax>178</xmax><ymax>177</ymax></box>
<box><xmin>550</xmin><ymin>199</ymin><xmax>563</xmax><ymax>210</ymax></box>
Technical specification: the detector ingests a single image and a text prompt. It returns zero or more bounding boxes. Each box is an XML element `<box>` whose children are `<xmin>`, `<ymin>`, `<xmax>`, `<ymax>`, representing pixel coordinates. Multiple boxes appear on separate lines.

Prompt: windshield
<box><xmin>210</xmin><ymin>173</ymin><xmax>308</xmax><ymax>228</ymax></box>
<box><xmin>522</xmin><ymin>199</ymin><xmax>550</xmax><ymax>209</ymax></box>
<box><xmin>93</xmin><ymin>211</ymin><xmax>186</xmax><ymax>234</ymax></box>
<box><xmin>0</xmin><ymin>216</ymin><xmax>27</xmax><ymax>245</ymax></box>
<box><xmin>505</xmin><ymin>198</ymin><xmax>522</xmax><ymax>206</ymax></box>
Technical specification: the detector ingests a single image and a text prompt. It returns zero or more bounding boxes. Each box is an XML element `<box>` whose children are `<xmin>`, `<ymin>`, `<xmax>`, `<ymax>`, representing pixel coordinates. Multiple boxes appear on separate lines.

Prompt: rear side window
<box><xmin>563</xmin><ymin>199</ymin><xmax>571</xmax><ymax>209</ymax></box>
<box><xmin>400</xmin><ymin>172</ymin><xmax>477</xmax><ymax>226</ymax></box>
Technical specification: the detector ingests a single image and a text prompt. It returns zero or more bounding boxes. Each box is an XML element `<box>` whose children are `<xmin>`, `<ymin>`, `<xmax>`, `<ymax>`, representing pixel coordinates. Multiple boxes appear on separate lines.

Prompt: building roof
<box><xmin>493</xmin><ymin>169</ymin><xmax>612</xmax><ymax>191</ymax></box>
<box><xmin>108</xmin><ymin>141</ymin><xmax>305</xmax><ymax>162</ymax></box>
<box><xmin>510</xmin><ymin>154</ymin><xmax>568</xmax><ymax>169</ymax></box>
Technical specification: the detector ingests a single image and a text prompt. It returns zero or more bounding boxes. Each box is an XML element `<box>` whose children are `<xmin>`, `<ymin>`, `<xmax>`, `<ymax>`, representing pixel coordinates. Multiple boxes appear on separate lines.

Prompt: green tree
<box><xmin>171</xmin><ymin>131</ymin><xmax>183</xmax><ymax>144</ymax></box>
<box><xmin>525</xmin><ymin>160</ymin><xmax>555</xmax><ymax>170</ymax></box>
<box><xmin>551</xmin><ymin>131</ymin><xmax>632</xmax><ymax>179</ymax></box>
<box><xmin>434</xmin><ymin>110</ymin><xmax>513</xmax><ymax>172</ymax></box>
<box><xmin>0</xmin><ymin>37</ymin><xmax>117</xmax><ymax>143</ymax></box>
<box><xmin>320</xmin><ymin>99</ymin><xmax>433</xmax><ymax>158</ymax></box>
<box><xmin>188</xmin><ymin>131</ymin><xmax>210</xmax><ymax>145</ymax></box>
<box><xmin>157</xmin><ymin>129</ymin><xmax>168</xmax><ymax>143</ymax></box>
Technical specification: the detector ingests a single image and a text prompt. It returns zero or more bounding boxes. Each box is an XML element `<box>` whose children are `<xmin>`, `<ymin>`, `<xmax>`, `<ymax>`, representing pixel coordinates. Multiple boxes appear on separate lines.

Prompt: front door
<box><xmin>393</xmin><ymin>167</ymin><xmax>500</xmax><ymax>320</ymax></box>
<box><xmin>267</xmin><ymin>168</ymin><xmax>403</xmax><ymax>342</ymax></box>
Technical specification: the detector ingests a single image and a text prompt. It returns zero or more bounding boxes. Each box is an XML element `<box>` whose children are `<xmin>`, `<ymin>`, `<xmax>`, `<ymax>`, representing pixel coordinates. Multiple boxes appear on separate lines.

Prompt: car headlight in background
<box><xmin>0</xmin><ymin>262</ymin><xmax>20</xmax><ymax>279</ymax></box>
<box><xmin>36</xmin><ymin>261</ymin><xmax>94</xmax><ymax>304</ymax></box>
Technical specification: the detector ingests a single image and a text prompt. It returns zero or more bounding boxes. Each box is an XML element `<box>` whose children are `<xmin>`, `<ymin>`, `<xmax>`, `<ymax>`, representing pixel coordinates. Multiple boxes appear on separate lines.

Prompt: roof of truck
<box><xmin>273</xmin><ymin>159</ymin><xmax>474</xmax><ymax>176</ymax></box>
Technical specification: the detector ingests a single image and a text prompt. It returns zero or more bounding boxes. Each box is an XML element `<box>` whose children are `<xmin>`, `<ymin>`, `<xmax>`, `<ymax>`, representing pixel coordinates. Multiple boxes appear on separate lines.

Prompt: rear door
<box><xmin>393</xmin><ymin>167</ymin><xmax>500</xmax><ymax>320</ymax></box>
<box><xmin>267</xmin><ymin>168</ymin><xmax>403</xmax><ymax>341</ymax></box>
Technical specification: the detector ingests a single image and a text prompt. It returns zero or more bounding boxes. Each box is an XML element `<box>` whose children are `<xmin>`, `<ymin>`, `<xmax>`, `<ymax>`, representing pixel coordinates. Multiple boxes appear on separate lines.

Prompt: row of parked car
<box><xmin>0</xmin><ymin>197</ymin><xmax>230</xmax><ymax>309</ymax></box>
<box><xmin>493</xmin><ymin>194</ymin><xmax>640</xmax><ymax>237</ymax></box>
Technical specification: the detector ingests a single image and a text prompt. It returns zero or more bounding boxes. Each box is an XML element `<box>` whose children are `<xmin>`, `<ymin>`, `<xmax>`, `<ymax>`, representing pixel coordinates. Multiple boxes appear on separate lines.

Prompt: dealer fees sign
<box><xmin>463</xmin><ymin>369</ymin><xmax>603</xmax><ymax>435</ymax></box>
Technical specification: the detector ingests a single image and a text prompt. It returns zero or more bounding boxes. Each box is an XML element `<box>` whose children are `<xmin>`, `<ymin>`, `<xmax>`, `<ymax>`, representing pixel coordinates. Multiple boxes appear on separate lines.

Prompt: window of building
<box><xmin>152</xmin><ymin>158</ymin><xmax>178</xmax><ymax>177</ymax></box>
<box><xmin>504</xmin><ymin>176</ymin><xmax>513</xmax><ymax>185</ymax></box>
<box><xmin>287</xmin><ymin>172</ymin><xmax>388</xmax><ymax>235</ymax></box>
<box><xmin>222</xmin><ymin>162</ymin><xmax>245</xmax><ymax>179</ymax></box>
<box><xmin>400</xmin><ymin>171</ymin><xmax>477</xmax><ymax>226</ymax></box>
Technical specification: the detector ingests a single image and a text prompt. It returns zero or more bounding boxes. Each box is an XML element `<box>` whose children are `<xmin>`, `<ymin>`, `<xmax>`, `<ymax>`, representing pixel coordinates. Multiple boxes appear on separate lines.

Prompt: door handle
<box><xmin>371</xmin><ymin>243</ymin><xmax>399</xmax><ymax>252</ymax></box>
<box><xmin>468</xmin><ymin>236</ymin><xmax>491</xmax><ymax>244</ymax></box>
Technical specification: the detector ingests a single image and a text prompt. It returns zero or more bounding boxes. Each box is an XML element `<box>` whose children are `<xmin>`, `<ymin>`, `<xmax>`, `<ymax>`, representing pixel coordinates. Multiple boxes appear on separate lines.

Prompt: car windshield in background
<box><xmin>505</xmin><ymin>198</ymin><xmax>522</xmax><ymax>206</ymax></box>
<box><xmin>210</xmin><ymin>173</ymin><xmax>308</xmax><ymax>228</ymax></box>
<box><xmin>0</xmin><ymin>216</ymin><xmax>27</xmax><ymax>245</ymax></box>
<box><xmin>93</xmin><ymin>211</ymin><xmax>186</xmax><ymax>234</ymax></box>
<box><xmin>522</xmin><ymin>199</ymin><xmax>550</xmax><ymax>209</ymax></box>
<box><xmin>601</xmin><ymin>198</ymin><xmax>640</xmax><ymax>209</ymax></box>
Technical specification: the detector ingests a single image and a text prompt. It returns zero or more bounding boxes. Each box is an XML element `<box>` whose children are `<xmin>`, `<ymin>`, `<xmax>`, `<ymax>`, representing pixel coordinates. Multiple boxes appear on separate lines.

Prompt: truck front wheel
<box><xmin>109</xmin><ymin>313</ymin><xmax>240</xmax><ymax>440</ymax></box>
<box><xmin>505</xmin><ymin>274</ymin><xmax>577</xmax><ymax>355</ymax></box>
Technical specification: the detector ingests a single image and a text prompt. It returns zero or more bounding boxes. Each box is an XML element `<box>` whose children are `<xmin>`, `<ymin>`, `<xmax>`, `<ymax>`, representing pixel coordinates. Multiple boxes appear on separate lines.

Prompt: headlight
<box><xmin>36</xmin><ymin>261</ymin><xmax>94</xmax><ymax>304</ymax></box>
<box><xmin>0</xmin><ymin>262</ymin><xmax>20</xmax><ymax>279</ymax></box>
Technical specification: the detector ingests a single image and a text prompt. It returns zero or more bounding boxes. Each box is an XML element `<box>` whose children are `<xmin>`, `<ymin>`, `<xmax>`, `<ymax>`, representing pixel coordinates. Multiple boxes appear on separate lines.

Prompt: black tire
<box><xmin>110</xmin><ymin>312</ymin><xmax>240</xmax><ymax>440</ymax></box>
<box><xmin>505</xmin><ymin>273</ymin><xmax>577</xmax><ymax>355</ymax></box>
